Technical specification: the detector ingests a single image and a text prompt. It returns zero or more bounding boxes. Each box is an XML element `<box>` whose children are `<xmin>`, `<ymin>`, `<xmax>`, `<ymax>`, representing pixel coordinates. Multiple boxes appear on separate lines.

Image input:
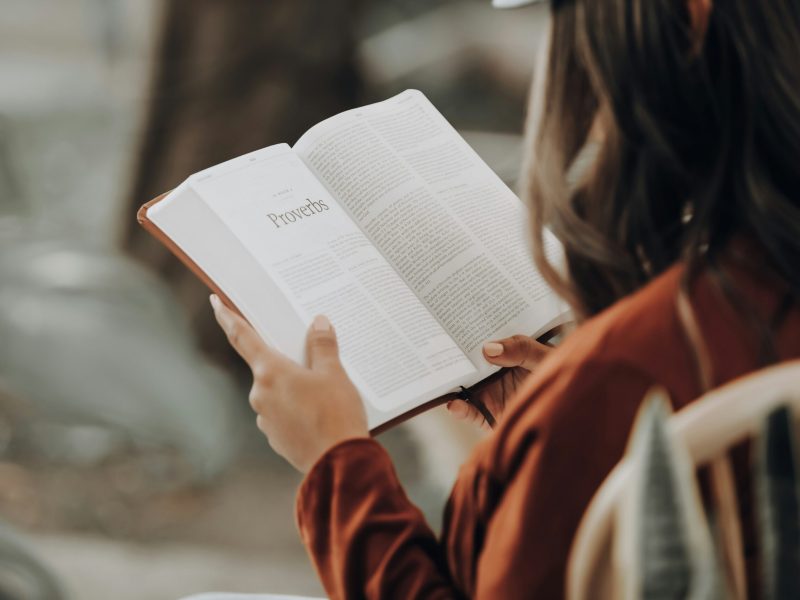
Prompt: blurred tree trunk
<box><xmin>120</xmin><ymin>0</ymin><xmax>363</xmax><ymax>363</ymax></box>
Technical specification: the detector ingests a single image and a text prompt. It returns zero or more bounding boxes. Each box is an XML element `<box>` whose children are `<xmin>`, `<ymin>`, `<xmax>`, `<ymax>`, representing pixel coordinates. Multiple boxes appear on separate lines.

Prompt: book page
<box><xmin>184</xmin><ymin>146</ymin><xmax>474</xmax><ymax>421</ymax></box>
<box><xmin>294</xmin><ymin>90</ymin><xmax>567</xmax><ymax>380</ymax></box>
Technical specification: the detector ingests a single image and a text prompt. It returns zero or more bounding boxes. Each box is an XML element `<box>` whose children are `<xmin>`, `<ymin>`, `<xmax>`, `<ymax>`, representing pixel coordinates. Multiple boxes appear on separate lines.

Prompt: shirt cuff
<box><xmin>295</xmin><ymin>437</ymin><xmax>398</xmax><ymax>536</ymax></box>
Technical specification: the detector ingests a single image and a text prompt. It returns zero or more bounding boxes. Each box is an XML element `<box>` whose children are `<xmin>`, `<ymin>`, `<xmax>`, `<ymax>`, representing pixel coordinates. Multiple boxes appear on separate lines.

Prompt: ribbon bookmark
<box><xmin>458</xmin><ymin>386</ymin><xmax>497</xmax><ymax>429</ymax></box>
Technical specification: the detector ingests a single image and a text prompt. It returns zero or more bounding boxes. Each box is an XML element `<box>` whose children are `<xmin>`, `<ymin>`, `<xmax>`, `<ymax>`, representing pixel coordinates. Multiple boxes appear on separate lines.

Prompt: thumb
<box><xmin>482</xmin><ymin>335</ymin><xmax>550</xmax><ymax>371</ymax></box>
<box><xmin>305</xmin><ymin>315</ymin><xmax>342</xmax><ymax>372</ymax></box>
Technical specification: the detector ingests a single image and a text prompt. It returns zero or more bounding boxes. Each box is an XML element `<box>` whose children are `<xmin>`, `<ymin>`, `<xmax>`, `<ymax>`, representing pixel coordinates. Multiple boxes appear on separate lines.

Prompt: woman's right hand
<box><xmin>447</xmin><ymin>335</ymin><xmax>552</xmax><ymax>430</ymax></box>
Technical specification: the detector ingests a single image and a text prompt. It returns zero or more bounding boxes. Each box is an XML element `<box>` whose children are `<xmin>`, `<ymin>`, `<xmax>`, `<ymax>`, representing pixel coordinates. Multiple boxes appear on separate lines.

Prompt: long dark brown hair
<box><xmin>525</xmin><ymin>0</ymin><xmax>800</xmax><ymax>338</ymax></box>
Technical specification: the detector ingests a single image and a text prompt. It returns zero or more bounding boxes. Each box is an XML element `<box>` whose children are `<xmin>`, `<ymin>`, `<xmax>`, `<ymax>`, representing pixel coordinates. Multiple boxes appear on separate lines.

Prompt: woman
<box><xmin>210</xmin><ymin>0</ymin><xmax>800</xmax><ymax>596</ymax></box>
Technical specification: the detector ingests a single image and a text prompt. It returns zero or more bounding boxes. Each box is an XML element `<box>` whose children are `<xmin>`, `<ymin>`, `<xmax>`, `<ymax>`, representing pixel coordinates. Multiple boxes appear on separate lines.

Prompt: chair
<box><xmin>566</xmin><ymin>359</ymin><xmax>800</xmax><ymax>600</ymax></box>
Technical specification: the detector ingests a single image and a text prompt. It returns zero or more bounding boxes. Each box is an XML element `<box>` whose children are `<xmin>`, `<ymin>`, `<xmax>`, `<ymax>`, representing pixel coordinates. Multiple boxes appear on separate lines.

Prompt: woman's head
<box><xmin>524</xmin><ymin>0</ymin><xmax>800</xmax><ymax>320</ymax></box>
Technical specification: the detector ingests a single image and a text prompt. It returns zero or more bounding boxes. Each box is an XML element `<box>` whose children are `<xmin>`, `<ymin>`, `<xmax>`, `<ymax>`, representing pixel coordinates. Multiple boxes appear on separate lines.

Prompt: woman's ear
<box><xmin>687</xmin><ymin>0</ymin><xmax>712</xmax><ymax>52</ymax></box>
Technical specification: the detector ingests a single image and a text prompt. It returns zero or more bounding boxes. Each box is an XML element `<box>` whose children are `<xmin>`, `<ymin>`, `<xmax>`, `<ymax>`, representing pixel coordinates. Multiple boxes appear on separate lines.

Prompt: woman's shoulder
<box><xmin>559</xmin><ymin>263</ymin><xmax>689</xmax><ymax>370</ymax></box>
<box><xmin>528</xmin><ymin>261</ymin><xmax>699</xmax><ymax>409</ymax></box>
<box><xmin>482</xmin><ymin>253</ymin><xmax>800</xmax><ymax>477</ymax></box>
<box><xmin>479</xmin><ymin>263</ymin><xmax>700</xmax><ymax>479</ymax></box>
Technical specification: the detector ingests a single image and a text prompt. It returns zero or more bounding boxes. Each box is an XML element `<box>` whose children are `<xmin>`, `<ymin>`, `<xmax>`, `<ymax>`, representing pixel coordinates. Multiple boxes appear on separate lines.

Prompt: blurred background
<box><xmin>0</xmin><ymin>1</ymin><xmax>548</xmax><ymax>598</ymax></box>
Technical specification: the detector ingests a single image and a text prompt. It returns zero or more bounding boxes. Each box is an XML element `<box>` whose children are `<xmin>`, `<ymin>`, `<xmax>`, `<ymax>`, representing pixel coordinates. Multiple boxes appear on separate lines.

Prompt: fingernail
<box><xmin>210</xmin><ymin>296</ymin><xmax>233</xmax><ymax>333</ymax></box>
<box><xmin>312</xmin><ymin>315</ymin><xmax>331</xmax><ymax>332</ymax></box>
<box><xmin>484</xmin><ymin>342</ymin><xmax>504</xmax><ymax>357</ymax></box>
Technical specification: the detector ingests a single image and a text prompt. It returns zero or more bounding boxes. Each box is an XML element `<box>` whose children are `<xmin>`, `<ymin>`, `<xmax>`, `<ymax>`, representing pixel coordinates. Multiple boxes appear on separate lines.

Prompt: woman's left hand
<box><xmin>210</xmin><ymin>294</ymin><xmax>368</xmax><ymax>472</ymax></box>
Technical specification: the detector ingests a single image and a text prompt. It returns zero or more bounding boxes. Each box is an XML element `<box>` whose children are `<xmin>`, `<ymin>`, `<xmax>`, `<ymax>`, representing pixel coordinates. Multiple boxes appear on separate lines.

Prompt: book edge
<box><xmin>137</xmin><ymin>191</ymin><xmax>246</xmax><ymax>320</ymax></box>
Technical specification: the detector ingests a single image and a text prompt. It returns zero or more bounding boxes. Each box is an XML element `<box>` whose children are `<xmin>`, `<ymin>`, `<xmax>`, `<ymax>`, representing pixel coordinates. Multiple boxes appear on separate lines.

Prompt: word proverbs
<box><xmin>267</xmin><ymin>198</ymin><xmax>330</xmax><ymax>229</ymax></box>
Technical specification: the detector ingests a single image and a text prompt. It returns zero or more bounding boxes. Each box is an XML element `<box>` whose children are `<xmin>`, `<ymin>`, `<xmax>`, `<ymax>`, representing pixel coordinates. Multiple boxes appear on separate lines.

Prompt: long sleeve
<box><xmin>441</xmin><ymin>360</ymin><xmax>656</xmax><ymax>598</ymax></box>
<box><xmin>294</xmin><ymin>261</ymin><xmax>800</xmax><ymax>599</ymax></box>
<box><xmin>294</xmin><ymin>362</ymin><xmax>652</xmax><ymax>599</ymax></box>
<box><xmin>296</xmin><ymin>438</ymin><xmax>464</xmax><ymax>600</ymax></box>
<box><xmin>465</xmin><ymin>365</ymin><xmax>653</xmax><ymax>598</ymax></box>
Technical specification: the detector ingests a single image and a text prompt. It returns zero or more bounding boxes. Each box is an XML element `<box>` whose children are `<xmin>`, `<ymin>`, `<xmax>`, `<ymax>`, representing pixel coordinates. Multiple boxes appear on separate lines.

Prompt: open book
<box><xmin>138</xmin><ymin>90</ymin><xmax>569</xmax><ymax>433</ymax></box>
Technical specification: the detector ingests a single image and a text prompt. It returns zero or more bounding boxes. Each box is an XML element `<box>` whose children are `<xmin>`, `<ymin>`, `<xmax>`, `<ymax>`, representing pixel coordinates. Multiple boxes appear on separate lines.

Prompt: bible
<box><xmin>137</xmin><ymin>90</ymin><xmax>569</xmax><ymax>433</ymax></box>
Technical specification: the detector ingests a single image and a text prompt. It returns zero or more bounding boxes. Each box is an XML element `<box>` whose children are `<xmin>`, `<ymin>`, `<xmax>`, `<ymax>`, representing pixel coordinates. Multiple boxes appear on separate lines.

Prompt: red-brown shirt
<box><xmin>296</xmin><ymin>259</ymin><xmax>800</xmax><ymax>599</ymax></box>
